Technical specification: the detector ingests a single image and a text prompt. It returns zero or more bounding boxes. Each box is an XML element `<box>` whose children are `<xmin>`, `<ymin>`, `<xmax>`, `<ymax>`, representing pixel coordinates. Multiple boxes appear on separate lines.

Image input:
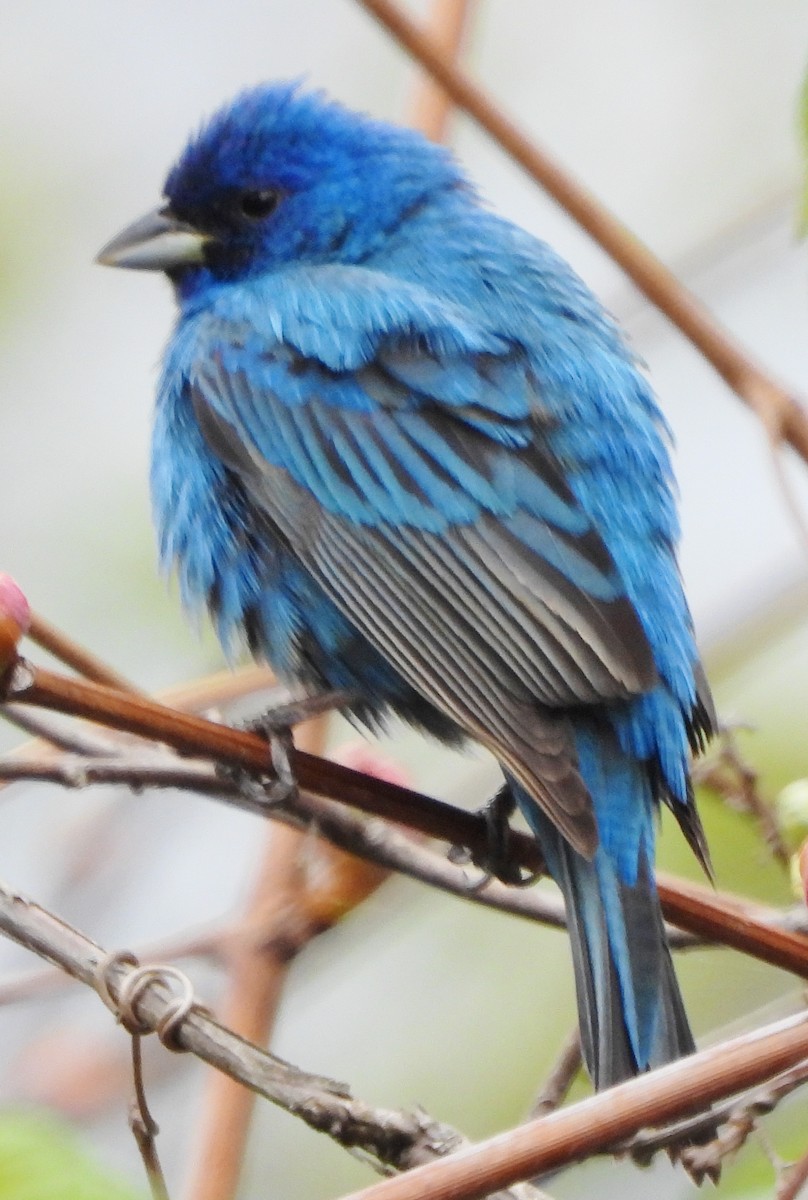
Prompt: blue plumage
<box><xmin>99</xmin><ymin>82</ymin><xmax>713</xmax><ymax>1089</ymax></box>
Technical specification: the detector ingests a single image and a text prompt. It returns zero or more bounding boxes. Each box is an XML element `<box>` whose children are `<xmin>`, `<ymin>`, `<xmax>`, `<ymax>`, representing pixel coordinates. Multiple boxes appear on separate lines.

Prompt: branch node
<box><xmin>95</xmin><ymin>951</ymin><xmax>200</xmax><ymax>1049</ymax></box>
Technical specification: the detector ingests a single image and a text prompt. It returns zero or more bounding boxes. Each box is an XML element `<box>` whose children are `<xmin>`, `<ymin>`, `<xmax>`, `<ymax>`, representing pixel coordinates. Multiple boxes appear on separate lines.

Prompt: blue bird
<box><xmin>98</xmin><ymin>82</ymin><xmax>713</xmax><ymax>1089</ymax></box>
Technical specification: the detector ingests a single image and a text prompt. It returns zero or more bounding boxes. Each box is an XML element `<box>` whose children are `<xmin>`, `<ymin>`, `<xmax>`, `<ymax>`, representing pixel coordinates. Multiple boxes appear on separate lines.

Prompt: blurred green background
<box><xmin>1</xmin><ymin>3</ymin><xmax>808</xmax><ymax>1198</ymax></box>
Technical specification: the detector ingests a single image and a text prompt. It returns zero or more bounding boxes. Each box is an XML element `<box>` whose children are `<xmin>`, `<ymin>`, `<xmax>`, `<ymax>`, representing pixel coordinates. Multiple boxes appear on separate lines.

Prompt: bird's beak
<box><xmin>96</xmin><ymin>206</ymin><xmax>209</xmax><ymax>271</ymax></box>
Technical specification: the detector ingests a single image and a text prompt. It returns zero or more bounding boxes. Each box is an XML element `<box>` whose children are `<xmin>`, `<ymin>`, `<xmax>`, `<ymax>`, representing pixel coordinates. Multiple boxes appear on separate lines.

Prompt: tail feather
<box><xmin>514</xmin><ymin>770</ymin><xmax>696</xmax><ymax>1090</ymax></box>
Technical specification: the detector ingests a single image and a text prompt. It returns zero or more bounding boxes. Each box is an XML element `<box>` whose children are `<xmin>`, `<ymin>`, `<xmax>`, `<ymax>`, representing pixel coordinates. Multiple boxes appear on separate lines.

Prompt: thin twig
<box><xmin>528</xmin><ymin>1028</ymin><xmax>582</xmax><ymax>1119</ymax></box>
<box><xmin>626</xmin><ymin>1057</ymin><xmax>808</xmax><ymax>1165</ymax></box>
<box><xmin>694</xmin><ymin>726</ymin><xmax>790</xmax><ymax>867</ymax></box>
<box><xmin>0</xmin><ymin>922</ymin><xmax>226</xmax><ymax>1007</ymax></box>
<box><xmin>778</xmin><ymin>1144</ymin><xmax>808</xmax><ymax>1200</ymax></box>
<box><xmin>0</xmin><ymin>663</ymin><xmax>283</xmax><ymax>802</ymax></box>
<box><xmin>26</xmin><ymin>611</ymin><xmax>139</xmax><ymax>693</ymax></box>
<box><xmin>157</xmin><ymin>663</ymin><xmax>277</xmax><ymax>715</ymax></box>
<box><xmin>408</xmin><ymin>0</ymin><xmax>476</xmax><ymax>143</ymax></box>
<box><xmin>0</xmin><ymin>749</ymin><xmax>575</xmax><ymax>929</ymax></box>
<box><xmin>184</xmin><ymin>715</ymin><xmax>333</xmax><ymax>1200</ymax></box>
<box><xmin>0</xmin><ymin>704</ymin><xmax>122</xmax><ymax>758</ymax></box>
<box><xmin>357</xmin><ymin>0</ymin><xmax>808</xmax><ymax>467</ymax></box>
<box><xmin>769</xmin><ymin>436</ymin><xmax>808</xmax><ymax>564</ymax></box>
<box><xmin>0</xmin><ymin>879</ymin><xmax>547</xmax><ymax>1193</ymax></box>
<box><xmin>129</xmin><ymin>1033</ymin><xmax>171</xmax><ymax>1200</ymax></box>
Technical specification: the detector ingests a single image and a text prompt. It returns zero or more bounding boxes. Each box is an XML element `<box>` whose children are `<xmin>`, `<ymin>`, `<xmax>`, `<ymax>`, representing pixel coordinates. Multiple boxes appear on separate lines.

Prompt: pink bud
<box><xmin>0</xmin><ymin>574</ymin><xmax>30</xmax><ymax>669</ymax></box>
<box><xmin>0</xmin><ymin>574</ymin><xmax>30</xmax><ymax>633</ymax></box>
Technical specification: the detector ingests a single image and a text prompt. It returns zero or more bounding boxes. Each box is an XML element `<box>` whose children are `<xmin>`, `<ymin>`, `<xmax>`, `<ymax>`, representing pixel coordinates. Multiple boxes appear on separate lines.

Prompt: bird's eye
<box><xmin>238</xmin><ymin>189</ymin><xmax>281</xmax><ymax>220</ymax></box>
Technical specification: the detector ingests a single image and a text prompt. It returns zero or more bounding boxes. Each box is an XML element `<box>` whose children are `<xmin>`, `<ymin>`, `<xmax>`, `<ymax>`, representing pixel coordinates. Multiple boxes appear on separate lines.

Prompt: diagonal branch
<box><xmin>3</xmin><ymin>657</ymin><xmax>523</xmax><ymax>861</ymax></box>
<box><xmin>8</xmin><ymin>744</ymin><xmax>808</xmax><ymax>956</ymax></box>
<box><xmin>408</xmin><ymin>0</ymin><xmax>476</xmax><ymax>142</ymax></box>
<box><xmin>26</xmin><ymin>610</ymin><xmax>140</xmax><ymax>693</ymax></box>
<box><xmin>0</xmin><ymin>879</ymin><xmax>546</xmax><ymax>1198</ymax></box>
<box><xmin>0</xmin><ymin>750</ymin><xmax>569</xmax><ymax>933</ymax></box>
<box><xmin>5</xmin><ymin>656</ymin><xmax>808</xmax><ymax>978</ymax></box>
<box><xmin>777</xmin><ymin>1143</ymin><xmax>808</xmax><ymax>1200</ymax></box>
<box><xmin>624</xmin><ymin>1058</ymin><xmax>808</xmax><ymax>1175</ymax></box>
<box><xmin>1</xmin><ymin>874</ymin><xmax>807</xmax><ymax>1196</ymax></box>
<box><xmin>336</xmin><ymin>1012</ymin><xmax>808</xmax><ymax>1200</ymax></box>
<box><xmin>357</xmin><ymin>0</ymin><xmax>808</xmax><ymax>465</ymax></box>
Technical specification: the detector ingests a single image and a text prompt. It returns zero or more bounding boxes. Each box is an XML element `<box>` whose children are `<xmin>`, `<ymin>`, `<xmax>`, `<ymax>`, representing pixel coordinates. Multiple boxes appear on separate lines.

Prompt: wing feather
<box><xmin>187</xmin><ymin>310</ymin><xmax>659</xmax><ymax>857</ymax></box>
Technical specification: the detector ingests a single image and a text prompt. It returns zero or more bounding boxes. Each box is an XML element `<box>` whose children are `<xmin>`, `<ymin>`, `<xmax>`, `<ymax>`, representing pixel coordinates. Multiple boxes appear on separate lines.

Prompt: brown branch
<box><xmin>6</xmin><ymin>741</ymin><xmax>808</xmax><ymax>979</ymax></box>
<box><xmin>693</xmin><ymin>727</ymin><xmax>790</xmax><ymax>867</ymax></box>
<box><xmin>408</xmin><ymin>0</ymin><xmax>476</xmax><ymax>143</ymax></box>
<box><xmin>0</xmin><ymin>879</ymin><xmax>545</xmax><ymax>1196</ymax></box>
<box><xmin>778</xmin><ymin>1144</ymin><xmax>808</xmax><ymax>1200</ymax></box>
<box><xmin>356</xmin><ymin>0</ymin><xmax>808</xmax><ymax>465</ymax></box>
<box><xmin>184</xmin><ymin>716</ymin><xmax>337</xmax><ymax>1200</ymax></box>
<box><xmin>626</xmin><ymin>1058</ymin><xmax>808</xmax><ymax>1170</ymax></box>
<box><xmin>655</xmin><ymin>873</ymin><xmax>808</xmax><ymax>978</ymax></box>
<box><xmin>26</xmin><ymin>611</ymin><xmax>139</xmax><ymax>693</ymax></box>
<box><xmin>0</xmin><ymin>664</ymin><xmax>284</xmax><ymax>804</ymax></box>
<box><xmin>3</xmin><ymin>657</ymin><xmax>808</xmax><ymax>968</ymax></box>
<box><xmin>15</xmin><ymin>740</ymin><xmax>806</xmax><ymax>975</ymax></box>
<box><xmin>183</xmin><ymin>836</ymin><xmax>298</xmax><ymax>1200</ymax></box>
<box><xmin>3</xmin><ymin>657</ymin><xmax>514</xmax><ymax>863</ymax></box>
<box><xmin>336</xmin><ymin>1012</ymin><xmax>808</xmax><ymax>1200</ymax></box>
<box><xmin>528</xmin><ymin>1028</ymin><xmax>582</xmax><ymax>1119</ymax></box>
<box><xmin>7</xmin><ymin>656</ymin><xmax>808</xmax><ymax>978</ymax></box>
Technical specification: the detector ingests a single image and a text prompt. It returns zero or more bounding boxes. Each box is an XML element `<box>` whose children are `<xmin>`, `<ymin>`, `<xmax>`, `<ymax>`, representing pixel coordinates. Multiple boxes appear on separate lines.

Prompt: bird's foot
<box><xmin>225</xmin><ymin>688</ymin><xmax>356</xmax><ymax>811</ymax></box>
<box><xmin>242</xmin><ymin>687</ymin><xmax>356</xmax><ymax>735</ymax></box>
<box><xmin>218</xmin><ymin>729</ymin><xmax>298</xmax><ymax>811</ymax></box>
<box><xmin>453</xmin><ymin>785</ymin><xmax>542</xmax><ymax>888</ymax></box>
<box><xmin>264</xmin><ymin>727</ymin><xmax>298</xmax><ymax>805</ymax></box>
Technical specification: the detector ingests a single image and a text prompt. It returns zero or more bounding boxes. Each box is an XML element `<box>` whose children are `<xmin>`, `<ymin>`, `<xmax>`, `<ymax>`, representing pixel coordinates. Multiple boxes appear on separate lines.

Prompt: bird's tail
<box><xmin>513</xmin><ymin>726</ymin><xmax>696</xmax><ymax>1089</ymax></box>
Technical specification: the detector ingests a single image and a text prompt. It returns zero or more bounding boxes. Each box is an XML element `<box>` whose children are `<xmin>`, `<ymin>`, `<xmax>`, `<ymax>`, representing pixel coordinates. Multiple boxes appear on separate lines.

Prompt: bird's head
<box><xmin>97</xmin><ymin>82</ymin><xmax>466</xmax><ymax>296</ymax></box>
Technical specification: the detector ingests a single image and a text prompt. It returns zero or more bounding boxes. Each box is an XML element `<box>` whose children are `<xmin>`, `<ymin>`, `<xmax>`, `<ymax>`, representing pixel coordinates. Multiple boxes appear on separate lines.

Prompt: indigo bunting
<box><xmin>98</xmin><ymin>83</ymin><xmax>713</xmax><ymax>1089</ymax></box>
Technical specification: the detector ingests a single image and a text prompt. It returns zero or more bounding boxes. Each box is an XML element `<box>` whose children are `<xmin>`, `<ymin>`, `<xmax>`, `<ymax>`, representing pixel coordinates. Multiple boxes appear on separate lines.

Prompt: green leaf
<box><xmin>0</xmin><ymin>1110</ymin><xmax>143</xmax><ymax>1200</ymax></box>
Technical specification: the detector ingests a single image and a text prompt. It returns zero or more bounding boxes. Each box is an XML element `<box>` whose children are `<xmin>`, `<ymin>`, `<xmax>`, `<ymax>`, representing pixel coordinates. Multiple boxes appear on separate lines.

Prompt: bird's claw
<box><xmin>228</xmin><ymin>688</ymin><xmax>355</xmax><ymax>809</ymax></box>
<box><xmin>264</xmin><ymin>728</ymin><xmax>298</xmax><ymax>805</ymax></box>
<box><xmin>471</xmin><ymin>785</ymin><xmax>541</xmax><ymax>887</ymax></box>
<box><xmin>217</xmin><ymin>724</ymin><xmax>299</xmax><ymax>811</ymax></box>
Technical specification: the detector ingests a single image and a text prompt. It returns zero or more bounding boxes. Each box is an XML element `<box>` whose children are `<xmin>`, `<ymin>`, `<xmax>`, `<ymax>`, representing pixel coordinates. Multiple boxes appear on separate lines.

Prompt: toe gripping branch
<box><xmin>228</xmin><ymin>687</ymin><xmax>357</xmax><ymax>808</ymax></box>
<box><xmin>451</xmin><ymin>784</ymin><xmax>544</xmax><ymax>888</ymax></box>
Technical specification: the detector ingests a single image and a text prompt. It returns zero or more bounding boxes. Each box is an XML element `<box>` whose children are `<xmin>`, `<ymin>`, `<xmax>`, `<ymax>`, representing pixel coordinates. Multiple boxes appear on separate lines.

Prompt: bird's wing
<box><xmin>185</xmin><ymin>288</ymin><xmax>657</xmax><ymax>856</ymax></box>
